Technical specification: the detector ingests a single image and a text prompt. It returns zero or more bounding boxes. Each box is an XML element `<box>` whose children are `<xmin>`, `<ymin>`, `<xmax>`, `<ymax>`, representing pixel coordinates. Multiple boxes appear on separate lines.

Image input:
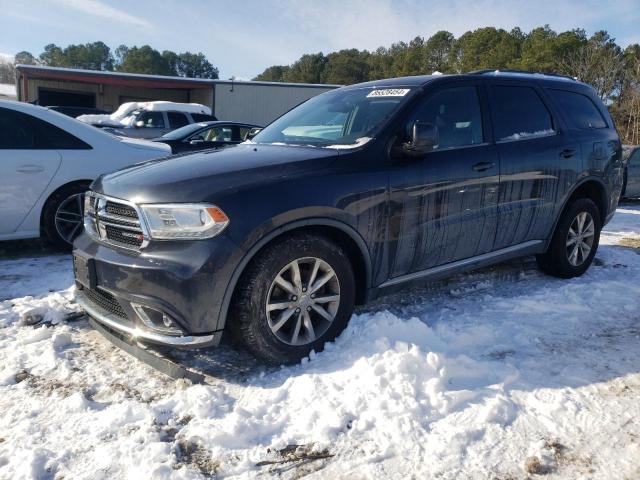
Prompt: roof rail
<box><xmin>469</xmin><ymin>69</ymin><xmax>576</xmax><ymax>81</ymax></box>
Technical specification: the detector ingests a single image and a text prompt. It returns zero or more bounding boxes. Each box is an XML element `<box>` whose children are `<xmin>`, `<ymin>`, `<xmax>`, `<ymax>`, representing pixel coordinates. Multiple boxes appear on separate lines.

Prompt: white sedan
<box><xmin>0</xmin><ymin>100</ymin><xmax>171</xmax><ymax>249</ymax></box>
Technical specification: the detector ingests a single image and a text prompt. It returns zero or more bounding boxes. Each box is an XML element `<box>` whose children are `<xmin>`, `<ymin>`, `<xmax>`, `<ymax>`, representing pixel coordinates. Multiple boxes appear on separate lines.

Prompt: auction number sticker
<box><xmin>367</xmin><ymin>88</ymin><xmax>410</xmax><ymax>97</ymax></box>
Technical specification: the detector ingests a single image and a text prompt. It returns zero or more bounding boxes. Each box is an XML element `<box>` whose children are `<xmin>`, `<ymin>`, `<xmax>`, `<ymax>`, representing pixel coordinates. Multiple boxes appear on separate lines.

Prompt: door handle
<box><xmin>472</xmin><ymin>161</ymin><xmax>495</xmax><ymax>172</ymax></box>
<box><xmin>16</xmin><ymin>164</ymin><xmax>45</xmax><ymax>173</ymax></box>
<box><xmin>559</xmin><ymin>148</ymin><xmax>577</xmax><ymax>158</ymax></box>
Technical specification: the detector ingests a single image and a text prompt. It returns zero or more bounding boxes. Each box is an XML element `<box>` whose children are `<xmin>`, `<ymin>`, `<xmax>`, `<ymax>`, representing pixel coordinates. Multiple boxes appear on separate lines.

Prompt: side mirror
<box><xmin>403</xmin><ymin>121</ymin><xmax>438</xmax><ymax>156</ymax></box>
<box><xmin>135</xmin><ymin>120</ymin><xmax>145</xmax><ymax>128</ymax></box>
<box><xmin>245</xmin><ymin>127</ymin><xmax>262</xmax><ymax>141</ymax></box>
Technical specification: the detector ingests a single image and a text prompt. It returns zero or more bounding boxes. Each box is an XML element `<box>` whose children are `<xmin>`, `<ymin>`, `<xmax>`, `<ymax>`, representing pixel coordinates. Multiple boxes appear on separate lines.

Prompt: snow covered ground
<box><xmin>0</xmin><ymin>204</ymin><xmax>639</xmax><ymax>479</ymax></box>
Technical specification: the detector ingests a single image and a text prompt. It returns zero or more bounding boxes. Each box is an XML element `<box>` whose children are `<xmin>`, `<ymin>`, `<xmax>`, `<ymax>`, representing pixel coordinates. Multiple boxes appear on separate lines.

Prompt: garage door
<box><xmin>38</xmin><ymin>89</ymin><xmax>96</xmax><ymax>107</ymax></box>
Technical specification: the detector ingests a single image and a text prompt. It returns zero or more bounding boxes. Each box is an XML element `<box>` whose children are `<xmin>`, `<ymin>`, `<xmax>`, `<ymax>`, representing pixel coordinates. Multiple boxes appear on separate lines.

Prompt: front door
<box><xmin>133</xmin><ymin>111</ymin><xmax>169</xmax><ymax>138</ymax></box>
<box><xmin>388</xmin><ymin>83</ymin><xmax>499</xmax><ymax>278</ymax></box>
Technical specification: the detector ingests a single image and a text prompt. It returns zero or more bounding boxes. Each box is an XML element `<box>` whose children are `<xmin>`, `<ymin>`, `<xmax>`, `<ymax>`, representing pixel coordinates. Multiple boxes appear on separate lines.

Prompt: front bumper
<box><xmin>76</xmin><ymin>289</ymin><xmax>221</xmax><ymax>347</ymax></box>
<box><xmin>73</xmin><ymin>229</ymin><xmax>246</xmax><ymax>347</ymax></box>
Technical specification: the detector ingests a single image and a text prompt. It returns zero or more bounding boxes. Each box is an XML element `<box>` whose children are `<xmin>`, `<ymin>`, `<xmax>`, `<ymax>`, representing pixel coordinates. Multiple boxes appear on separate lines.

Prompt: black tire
<box><xmin>619</xmin><ymin>167</ymin><xmax>627</xmax><ymax>202</ymax></box>
<box><xmin>230</xmin><ymin>233</ymin><xmax>356</xmax><ymax>365</ymax></box>
<box><xmin>41</xmin><ymin>182</ymin><xmax>90</xmax><ymax>251</ymax></box>
<box><xmin>536</xmin><ymin>198</ymin><xmax>601</xmax><ymax>278</ymax></box>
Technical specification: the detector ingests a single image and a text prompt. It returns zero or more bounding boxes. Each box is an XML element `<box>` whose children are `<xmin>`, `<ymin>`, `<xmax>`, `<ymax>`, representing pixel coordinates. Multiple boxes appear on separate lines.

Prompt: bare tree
<box><xmin>617</xmin><ymin>58</ymin><xmax>640</xmax><ymax>144</ymax></box>
<box><xmin>560</xmin><ymin>31</ymin><xmax>625</xmax><ymax>101</ymax></box>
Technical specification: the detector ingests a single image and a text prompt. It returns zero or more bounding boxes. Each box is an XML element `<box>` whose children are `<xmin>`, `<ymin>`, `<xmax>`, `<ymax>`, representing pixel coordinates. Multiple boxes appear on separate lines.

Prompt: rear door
<box><xmin>389</xmin><ymin>82</ymin><xmax>500</xmax><ymax>277</ymax></box>
<box><xmin>626</xmin><ymin>148</ymin><xmax>640</xmax><ymax>197</ymax></box>
<box><xmin>167</xmin><ymin>111</ymin><xmax>190</xmax><ymax>130</ymax></box>
<box><xmin>487</xmin><ymin>82</ymin><xmax>578</xmax><ymax>249</ymax></box>
<box><xmin>0</xmin><ymin>107</ymin><xmax>61</xmax><ymax>234</ymax></box>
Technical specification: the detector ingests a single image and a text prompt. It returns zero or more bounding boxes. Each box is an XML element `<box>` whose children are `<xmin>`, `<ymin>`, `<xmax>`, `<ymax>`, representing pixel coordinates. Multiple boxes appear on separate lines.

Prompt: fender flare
<box><xmin>216</xmin><ymin>218</ymin><xmax>373</xmax><ymax>331</ymax></box>
<box><xmin>545</xmin><ymin>175</ymin><xmax>608</xmax><ymax>249</ymax></box>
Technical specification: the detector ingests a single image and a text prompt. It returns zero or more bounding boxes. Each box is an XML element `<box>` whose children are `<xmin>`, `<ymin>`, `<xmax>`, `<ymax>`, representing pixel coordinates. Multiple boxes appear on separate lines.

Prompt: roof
<box><xmin>345</xmin><ymin>70</ymin><xmax>584</xmax><ymax>90</ymax></box>
<box><xmin>15</xmin><ymin>64</ymin><xmax>340</xmax><ymax>90</ymax></box>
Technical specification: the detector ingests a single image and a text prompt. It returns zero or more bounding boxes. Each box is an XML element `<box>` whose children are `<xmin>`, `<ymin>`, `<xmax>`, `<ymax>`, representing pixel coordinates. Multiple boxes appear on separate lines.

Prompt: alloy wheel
<box><xmin>566</xmin><ymin>211</ymin><xmax>595</xmax><ymax>267</ymax></box>
<box><xmin>54</xmin><ymin>193</ymin><xmax>85</xmax><ymax>245</ymax></box>
<box><xmin>265</xmin><ymin>257</ymin><xmax>341</xmax><ymax>346</ymax></box>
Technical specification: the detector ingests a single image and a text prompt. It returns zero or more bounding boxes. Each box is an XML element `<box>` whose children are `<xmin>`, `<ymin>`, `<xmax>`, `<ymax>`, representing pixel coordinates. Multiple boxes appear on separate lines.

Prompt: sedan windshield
<box><xmin>252</xmin><ymin>87</ymin><xmax>415</xmax><ymax>148</ymax></box>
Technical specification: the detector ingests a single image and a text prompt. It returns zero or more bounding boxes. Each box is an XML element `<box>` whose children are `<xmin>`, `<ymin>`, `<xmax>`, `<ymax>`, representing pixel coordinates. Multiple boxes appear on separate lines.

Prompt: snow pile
<box><xmin>77</xmin><ymin>101</ymin><xmax>211</xmax><ymax>127</ymax></box>
<box><xmin>0</xmin><ymin>206</ymin><xmax>639</xmax><ymax>478</ymax></box>
<box><xmin>500</xmin><ymin>128</ymin><xmax>555</xmax><ymax>141</ymax></box>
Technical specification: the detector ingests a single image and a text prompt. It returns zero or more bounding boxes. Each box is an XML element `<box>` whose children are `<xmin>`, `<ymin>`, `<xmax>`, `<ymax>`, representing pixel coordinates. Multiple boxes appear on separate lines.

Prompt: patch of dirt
<box><xmin>255</xmin><ymin>444</ymin><xmax>334</xmax><ymax>478</ymax></box>
<box><xmin>174</xmin><ymin>438</ymin><xmax>220</xmax><ymax>477</ymax></box>
<box><xmin>619</xmin><ymin>237</ymin><xmax>640</xmax><ymax>249</ymax></box>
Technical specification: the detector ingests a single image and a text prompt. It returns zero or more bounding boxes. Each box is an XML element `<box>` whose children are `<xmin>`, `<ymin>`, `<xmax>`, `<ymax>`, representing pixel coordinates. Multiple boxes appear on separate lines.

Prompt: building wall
<box><xmin>23</xmin><ymin>78</ymin><xmax>212</xmax><ymax>112</ymax></box>
<box><xmin>214</xmin><ymin>83</ymin><xmax>335</xmax><ymax>125</ymax></box>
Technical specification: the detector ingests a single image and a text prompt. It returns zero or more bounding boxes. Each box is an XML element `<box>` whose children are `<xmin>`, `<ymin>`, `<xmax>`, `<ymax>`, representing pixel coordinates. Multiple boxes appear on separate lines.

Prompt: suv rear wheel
<box><xmin>536</xmin><ymin>198</ymin><xmax>601</xmax><ymax>278</ymax></box>
<box><xmin>231</xmin><ymin>233</ymin><xmax>356</xmax><ymax>365</ymax></box>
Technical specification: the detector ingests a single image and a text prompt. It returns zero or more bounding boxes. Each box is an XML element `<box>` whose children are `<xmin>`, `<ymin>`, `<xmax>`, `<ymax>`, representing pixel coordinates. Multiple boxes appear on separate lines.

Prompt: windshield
<box><xmin>160</xmin><ymin>123</ymin><xmax>209</xmax><ymax>140</ymax></box>
<box><xmin>252</xmin><ymin>87</ymin><xmax>414</xmax><ymax>148</ymax></box>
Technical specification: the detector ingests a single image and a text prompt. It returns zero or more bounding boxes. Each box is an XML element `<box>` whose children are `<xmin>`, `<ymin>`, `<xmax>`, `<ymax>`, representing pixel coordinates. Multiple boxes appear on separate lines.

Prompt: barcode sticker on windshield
<box><xmin>367</xmin><ymin>89</ymin><xmax>410</xmax><ymax>97</ymax></box>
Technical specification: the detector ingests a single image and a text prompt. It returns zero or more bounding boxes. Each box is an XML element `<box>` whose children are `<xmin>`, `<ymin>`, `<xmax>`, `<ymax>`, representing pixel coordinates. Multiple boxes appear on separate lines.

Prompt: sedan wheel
<box><xmin>54</xmin><ymin>193</ymin><xmax>85</xmax><ymax>245</ymax></box>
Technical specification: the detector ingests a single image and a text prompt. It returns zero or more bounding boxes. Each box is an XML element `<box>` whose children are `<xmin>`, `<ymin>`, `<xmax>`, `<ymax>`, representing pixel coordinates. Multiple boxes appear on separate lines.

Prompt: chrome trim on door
<box><xmin>380</xmin><ymin>240</ymin><xmax>544</xmax><ymax>288</ymax></box>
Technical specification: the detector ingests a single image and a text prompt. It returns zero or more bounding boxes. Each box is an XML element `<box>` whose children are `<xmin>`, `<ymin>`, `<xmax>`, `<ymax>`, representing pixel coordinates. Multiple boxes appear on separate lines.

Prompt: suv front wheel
<box><xmin>231</xmin><ymin>233</ymin><xmax>356</xmax><ymax>365</ymax></box>
<box><xmin>537</xmin><ymin>198</ymin><xmax>601</xmax><ymax>278</ymax></box>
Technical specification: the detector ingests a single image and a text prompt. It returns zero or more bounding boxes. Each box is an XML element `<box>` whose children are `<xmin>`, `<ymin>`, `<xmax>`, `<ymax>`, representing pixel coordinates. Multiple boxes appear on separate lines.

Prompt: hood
<box><xmin>119</xmin><ymin>136</ymin><xmax>171</xmax><ymax>153</ymax></box>
<box><xmin>93</xmin><ymin>143</ymin><xmax>339</xmax><ymax>203</ymax></box>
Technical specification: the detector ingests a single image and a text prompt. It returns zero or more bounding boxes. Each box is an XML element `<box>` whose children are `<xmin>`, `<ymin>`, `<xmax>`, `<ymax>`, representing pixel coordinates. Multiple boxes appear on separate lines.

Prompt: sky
<box><xmin>0</xmin><ymin>0</ymin><xmax>638</xmax><ymax>79</ymax></box>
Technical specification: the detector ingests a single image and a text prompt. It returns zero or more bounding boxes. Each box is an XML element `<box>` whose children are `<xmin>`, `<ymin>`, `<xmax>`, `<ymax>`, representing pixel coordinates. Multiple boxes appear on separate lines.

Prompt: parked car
<box><xmin>48</xmin><ymin>106</ymin><xmax>111</xmax><ymax>118</ymax></box>
<box><xmin>621</xmin><ymin>145</ymin><xmax>640</xmax><ymax>199</ymax></box>
<box><xmin>77</xmin><ymin>101</ymin><xmax>217</xmax><ymax>139</ymax></box>
<box><xmin>152</xmin><ymin>121</ymin><xmax>261</xmax><ymax>154</ymax></box>
<box><xmin>74</xmin><ymin>71</ymin><xmax>623</xmax><ymax>365</ymax></box>
<box><xmin>0</xmin><ymin>100</ymin><xmax>170</xmax><ymax>249</ymax></box>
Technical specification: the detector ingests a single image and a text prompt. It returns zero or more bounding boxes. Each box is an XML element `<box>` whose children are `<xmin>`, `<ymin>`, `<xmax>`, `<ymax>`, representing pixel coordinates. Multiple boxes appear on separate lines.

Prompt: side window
<box><xmin>138</xmin><ymin>111</ymin><xmax>165</xmax><ymax>128</ymax></box>
<box><xmin>406</xmin><ymin>86</ymin><xmax>483</xmax><ymax>150</ymax></box>
<box><xmin>192</xmin><ymin>113</ymin><xmax>217</xmax><ymax>122</ymax></box>
<box><xmin>0</xmin><ymin>107</ymin><xmax>90</xmax><ymax>150</ymax></box>
<box><xmin>0</xmin><ymin>107</ymin><xmax>35</xmax><ymax>149</ymax></box>
<box><xmin>167</xmin><ymin>112</ymin><xmax>189</xmax><ymax>129</ymax></box>
<box><xmin>32</xmin><ymin>116</ymin><xmax>91</xmax><ymax>149</ymax></box>
<box><xmin>490</xmin><ymin>86</ymin><xmax>555</xmax><ymax>141</ymax></box>
<box><xmin>239</xmin><ymin>126</ymin><xmax>252</xmax><ymax>141</ymax></box>
<box><xmin>197</xmin><ymin>127</ymin><xmax>233</xmax><ymax>142</ymax></box>
<box><xmin>548</xmin><ymin>89</ymin><xmax>607</xmax><ymax>130</ymax></box>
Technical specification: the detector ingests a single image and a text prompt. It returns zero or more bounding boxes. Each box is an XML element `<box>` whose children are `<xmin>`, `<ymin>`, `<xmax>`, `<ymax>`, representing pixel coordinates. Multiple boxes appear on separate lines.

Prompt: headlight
<box><xmin>140</xmin><ymin>204</ymin><xmax>229</xmax><ymax>240</ymax></box>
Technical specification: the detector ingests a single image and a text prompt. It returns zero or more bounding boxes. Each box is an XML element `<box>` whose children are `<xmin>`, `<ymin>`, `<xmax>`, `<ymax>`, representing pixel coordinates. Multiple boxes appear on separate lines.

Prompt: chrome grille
<box><xmin>85</xmin><ymin>193</ymin><xmax>148</xmax><ymax>250</ymax></box>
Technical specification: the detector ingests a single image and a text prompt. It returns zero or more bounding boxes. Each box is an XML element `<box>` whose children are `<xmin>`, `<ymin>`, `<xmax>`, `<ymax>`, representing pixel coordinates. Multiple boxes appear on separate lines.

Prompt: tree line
<box><xmin>253</xmin><ymin>26</ymin><xmax>640</xmax><ymax>144</ymax></box>
<box><xmin>0</xmin><ymin>41</ymin><xmax>219</xmax><ymax>82</ymax></box>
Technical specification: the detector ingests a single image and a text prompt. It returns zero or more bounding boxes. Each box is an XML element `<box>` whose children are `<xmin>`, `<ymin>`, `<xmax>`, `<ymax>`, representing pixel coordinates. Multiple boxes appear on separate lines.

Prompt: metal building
<box><xmin>14</xmin><ymin>65</ymin><xmax>338</xmax><ymax>125</ymax></box>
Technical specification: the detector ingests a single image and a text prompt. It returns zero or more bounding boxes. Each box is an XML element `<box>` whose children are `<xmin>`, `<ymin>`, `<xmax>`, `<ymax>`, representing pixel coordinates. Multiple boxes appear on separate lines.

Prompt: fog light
<box><xmin>131</xmin><ymin>303</ymin><xmax>182</xmax><ymax>336</ymax></box>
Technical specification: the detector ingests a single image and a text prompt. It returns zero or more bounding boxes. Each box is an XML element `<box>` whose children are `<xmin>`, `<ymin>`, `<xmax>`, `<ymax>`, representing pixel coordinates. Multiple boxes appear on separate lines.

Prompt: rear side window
<box><xmin>167</xmin><ymin>112</ymin><xmax>189</xmax><ymax>128</ymax></box>
<box><xmin>548</xmin><ymin>89</ymin><xmax>607</xmax><ymax>130</ymax></box>
<box><xmin>490</xmin><ymin>86</ymin><xmax>554</xmax><ymax>141</ymax></box>
<box><xmin>0</xmin><ymin>107</ymin><xmax>90</xmax><ymax>150</ymax></box>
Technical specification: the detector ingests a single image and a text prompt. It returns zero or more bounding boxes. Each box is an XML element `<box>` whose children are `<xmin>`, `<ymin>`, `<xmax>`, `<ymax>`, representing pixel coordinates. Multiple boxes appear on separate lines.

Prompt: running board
<box><xmin>380</xmin><ymin>240</ymin><xmax>544</xmax><ymax>288</ymax></box>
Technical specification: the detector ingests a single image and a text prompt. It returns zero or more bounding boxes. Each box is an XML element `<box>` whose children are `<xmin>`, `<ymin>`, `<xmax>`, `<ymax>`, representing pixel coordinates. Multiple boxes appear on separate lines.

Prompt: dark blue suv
<box><xmin>73</xmin><ymin>71</ymin><xmax>624</xmax><ymax>364</ymax></box>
